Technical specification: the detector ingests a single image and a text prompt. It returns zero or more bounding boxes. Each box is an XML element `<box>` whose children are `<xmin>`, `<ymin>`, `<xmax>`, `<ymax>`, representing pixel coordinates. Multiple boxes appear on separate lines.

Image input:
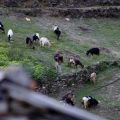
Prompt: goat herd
<box><xmin>0</xmin><ymin>20</ymin><xmax>101</xmax><ymax>109</ymax></box>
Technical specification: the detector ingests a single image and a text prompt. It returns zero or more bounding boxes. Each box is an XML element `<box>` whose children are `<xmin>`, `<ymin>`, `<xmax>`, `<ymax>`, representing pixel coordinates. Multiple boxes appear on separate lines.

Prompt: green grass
<box><xmin>83</xmin><ymin>18</ymin><xmax>120</xmax><ymax>51</ymax></box>
<box><xmin>75</xmin><ymin>67</ymin><xmax>119</xmax><ymax>102</ymax></box>
<box><xmin>0</xmin><ymin>16</ymin><xmax>120</xmax><ymax>81</ymax></box>
<box><xmin>0</xmin><ymin>14</ymin><xmax>120</xmax><ymax>120</ymax></box>
<box><xmin>74</xmin><ymin>66</ymin><xmax>120</xmax><ymax>120</ymax></box>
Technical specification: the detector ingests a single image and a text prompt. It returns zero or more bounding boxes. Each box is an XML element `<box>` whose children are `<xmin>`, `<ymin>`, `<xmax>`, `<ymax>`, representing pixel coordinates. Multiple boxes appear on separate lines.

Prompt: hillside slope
<box><xmin>0</xmin><ymin>15</ymin><xmax>120</xmax><ymax>80</ymax></box>
<box><xmin>75</xmin><ymin>67</ymin><xmax>120</xmax><ymax>120</ymax></box>
<box><xmin>0</xmin><ymin>12</ymin><xmax>120</xmax><ymax>120</ymax></box>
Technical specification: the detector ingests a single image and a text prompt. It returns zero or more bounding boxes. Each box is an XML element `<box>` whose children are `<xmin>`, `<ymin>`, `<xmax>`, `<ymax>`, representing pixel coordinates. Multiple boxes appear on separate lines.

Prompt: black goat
<box><xmin>88</xmin><ymin>96</ymin><xmax>98</xmax><ymax>108</ymax></box>
<box><xmin>86</xmin><ymin>48</ymin><xmax>100</xmax><ymax>56</ymax></box>
<box><xmin>32</xmin><ymin>33</ymin><xmax>39</xmax><ymax>42</ymax></box>
<box><xmin>0</xmin><ymin>21</ymin><xmax>5</xmax><ymax>33</ymax></box>
<box><xmin>26</xmin><ymin>37</ymin><xmax>35</xmax><ymax>49</ymax></box>
<box><xmin>53</xmin><ymin>26</ymin><xmax>61</xmax><ymax>40</ymax></box>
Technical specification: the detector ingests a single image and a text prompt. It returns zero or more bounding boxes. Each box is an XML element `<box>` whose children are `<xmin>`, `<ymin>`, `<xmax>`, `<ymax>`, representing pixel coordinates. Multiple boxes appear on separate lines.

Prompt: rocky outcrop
<box><xmin>36</xmin><ymin>60</ymin><xmax>120</xmax><ymax>95</ymax></box>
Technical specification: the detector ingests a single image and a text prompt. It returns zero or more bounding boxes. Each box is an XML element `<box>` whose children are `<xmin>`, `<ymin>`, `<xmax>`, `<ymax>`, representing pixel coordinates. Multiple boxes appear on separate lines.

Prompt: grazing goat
<box><xmin>82</xmin><ymin>96</ymin><xmax>98</xmax><ymax>109</ymax></box>
<box><xmin>68</xmin><ymin>57</ymin><xmax>84</xmax><ymax>68</ymax></box>
<box><xmin>7</xmin><ymin>29</ymin><xmax>13</xmax><ymax>41</ymax></box>
<box><xmin>90</xmin><ymin>72</ymin><xmax>97</xmax><ymax>84</ymax></box>
<box><xmin>25</xmin><ymin>17</ymin><xmax>31</xmax><ymax>22</ymax></box>
<box><xmin>33</xmin><ymin>33</ymin><xmax>39</xmax><ymax>42</ymax></box>
<box><xmin>39</xmin><ymin>37</ymin><xmax>51</xmax><ymax>47</ymax></box>
<box><xmin>86</xmin><ymin>48</ymin><xmax>100</xmax><ymax>56</ymax></box>
<box><xmin>53</xmin><ymin>25</ymin><xmax>61</xmax><ymax>40</ymax></box>
<box><xmin>0</xmin><ymin>21</ymin><xmax>5</xmax><ymax>33</ymax></box>
<box><xmin>26</xmin><ymin>37</ymin><xmax>35</xmax><ymax>49</ymax></box>
<box><xmin>61</xmin><ymin>92</ymin><xmax>75</xmax><ymax>106</ymax></box>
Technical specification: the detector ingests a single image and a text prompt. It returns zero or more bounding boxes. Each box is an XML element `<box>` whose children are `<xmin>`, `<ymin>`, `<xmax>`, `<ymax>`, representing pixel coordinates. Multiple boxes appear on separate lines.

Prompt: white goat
<box><xmin>90</xmin><ymin>72</ymin><xmax>97</xmax><ymax>84</ymax></box>
<box><xmin>25</xmin><ymin>17</ymin><xmax>31</xmax><ymax>22</ymax></box>
<box><xmin>82</xmin><ymin>96</ymin><xmax>90</xmax><ymax>109</ymax></box>
<box><xmin>7</xmin><ymin>29</ymin><xmax>13</xmax><ymax>41</ymax></box>
<box><xmin>39</xmin><ymin>37</ymin><xmax>51</xmax><ymax>47</ymax></box>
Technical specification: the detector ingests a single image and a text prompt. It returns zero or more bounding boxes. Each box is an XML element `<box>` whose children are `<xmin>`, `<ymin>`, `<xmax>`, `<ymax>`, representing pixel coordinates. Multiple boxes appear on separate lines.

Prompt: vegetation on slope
<box><xmin>0</xmin><ymin>16</ymin><xmax>119</xmax><ymax>83</ymax></box>
<box><xmin>75</xmin><ymin>66</ymin><xmax>120</xmax><ymax>120</ymax></box>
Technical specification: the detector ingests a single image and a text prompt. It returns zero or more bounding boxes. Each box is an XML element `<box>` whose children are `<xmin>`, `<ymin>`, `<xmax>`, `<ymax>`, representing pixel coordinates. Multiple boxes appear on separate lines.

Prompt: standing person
<box><xmin>54</xmin><ymin>50</ymin><xmax>63</xmax><ymax>74</ymax></box>
<box><xmin>55</xmin><ymin>60</ymin><xmax>62</xmax><ymax>74</ymax></box>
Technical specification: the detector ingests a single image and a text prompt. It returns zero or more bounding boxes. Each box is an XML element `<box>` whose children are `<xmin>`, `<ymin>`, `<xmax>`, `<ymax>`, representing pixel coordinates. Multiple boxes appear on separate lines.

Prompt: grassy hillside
<box><xmin>75</xmin><ymin>66</ymin><xmax>120</xmax><ymax>120</ymax></box>
<box><xmin>84</xmin><ymin>18</ymin><xmax>120</xmax><ymax>51</ymax></box>
<box><xmin>0</xmin><ymin>14</ymin><xmax>120</xmax><ymax>120</ymax></box>
<box><xmin>0</xmin><ymin>16</ymin><xmax>120</xmax><ymax>82</ymax></box>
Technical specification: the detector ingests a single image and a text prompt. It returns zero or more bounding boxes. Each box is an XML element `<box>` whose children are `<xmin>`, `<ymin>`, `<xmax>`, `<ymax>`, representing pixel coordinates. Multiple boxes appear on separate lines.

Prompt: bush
<box><xmin>32</xmin><ymin>65</ymin><xmax>45</xmax><ymax>80</ymax></box>
<box><xmin>9</xmin><ymin>61</ymin><xmax>22</xmax><ymax>65</ymax></box>
<box><xmin>0</xmin><ymin>54</ymin><xmax>9</xmax><ymax>66</ymax></box>
<box><xmin>40</xmin><ymin>67</ymin><xmax>58</xmax><ymax>82</ymax></box>
<box><xmin>99</xmin><ymin>61</ymin><xmax>109</xmax><ymax>71</ymax></box>
<box><xmin>0</xmin><ymin>47</ymin><xmax>8</xmax><ymax>55</ymax></box>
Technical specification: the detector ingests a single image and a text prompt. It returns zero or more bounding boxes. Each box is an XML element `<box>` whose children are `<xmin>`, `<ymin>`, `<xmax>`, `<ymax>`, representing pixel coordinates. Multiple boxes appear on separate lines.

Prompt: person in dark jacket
<box><xmin>54</xmin><ymin>51</ymin><xmax>63</xmax><ymax>74</ymax></box>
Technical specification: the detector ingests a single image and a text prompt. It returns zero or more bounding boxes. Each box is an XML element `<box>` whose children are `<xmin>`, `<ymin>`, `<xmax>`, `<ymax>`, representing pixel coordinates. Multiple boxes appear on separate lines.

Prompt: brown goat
<box><xmin>68</xmin><ymin>57</ymin><xmax>84</xmax><ymax>68</ymax></box>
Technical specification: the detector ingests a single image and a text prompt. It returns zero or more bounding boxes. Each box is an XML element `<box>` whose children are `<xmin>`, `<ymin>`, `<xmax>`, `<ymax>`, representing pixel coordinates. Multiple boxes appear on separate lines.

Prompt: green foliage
<box><xmin>32</xmin><ymin>64</ymin><xmax>45</xmax><ymax>80</ymax></box>
<box><xmin>0</xmin><ymin>54</ymin><xmax>9</xmax><ymax>66</ymax></box>
<box><xmin>0</xmin><ymin>46</ymin><xmax>9</xmax><ymax>66</ymax></box>
<box><xmin>22</xmin><ymin>58</ymin><xmax>57</xmax><ymax>82</ymax></box>
<box><xmin>40</xmin><ymin>67</ymin><xmax>57</xmax><ymax>82</ymax></box>
<box><xmin>8</xmin><ymin>60</ymin><xmax>21</xmax><ymax>65</ymax></box>
<box><xmin>99</xmin><ymin>62</ymin><xmax>109</xmax><ymax>71</ymax></box>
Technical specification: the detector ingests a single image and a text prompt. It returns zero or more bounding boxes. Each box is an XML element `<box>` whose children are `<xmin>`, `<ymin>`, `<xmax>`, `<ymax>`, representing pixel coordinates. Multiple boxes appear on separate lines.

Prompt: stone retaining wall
<box><xmin>49</xmin><ymin>6</ymin><xmax>120</xmax><ymax>18</ymax></box>
<box><xmin>1</xmin><ymin>6</ymin><xmax>120</xmax><ymax>18</ymax></box>
<box><xmin>36</xmin><ymin>60</ymin><xmax>120</xmax><ymax>95</ymax></box>
<box><xmin>2</xmin><ymin>0</ymin><xmax>120</xmax><ymax>7</ymax></box>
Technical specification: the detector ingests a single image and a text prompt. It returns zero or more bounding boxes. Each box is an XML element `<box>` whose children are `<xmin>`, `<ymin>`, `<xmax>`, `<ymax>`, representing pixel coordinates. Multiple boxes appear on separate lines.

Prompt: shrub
<box><xmin>99</xmin><ymin>61</ymin><xmax>109</xmax><ymax>71</ymax></box>
<box><xmin>40</xmin><ymin>67</ymin><xmax>58</xmax><ymax>83</ymax></box>
<box><xmin>32</xmin><ymin>64</ymin><xmax>45</xmax><ymax>80</ymax></box>
<box><xmin>0</xmin><ymin>54</ymin><xmax>9</xmax><ymax>66</ymax></box>
<box><xmin>0</xmin><ymin>47</ymin><xmax>8</xmax><ymax>55</ymax></box>
<box><xmin>9</xmin><ymin>61</ymin><xmax>22</xmax><ymax>65</ymax></box>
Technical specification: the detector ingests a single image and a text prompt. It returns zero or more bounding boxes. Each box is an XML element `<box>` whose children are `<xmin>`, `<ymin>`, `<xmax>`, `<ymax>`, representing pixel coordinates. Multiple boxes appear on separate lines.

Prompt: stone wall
<box><xmin>2</xmin><ymin>0</ymin><xmax>120</xmax><ymax>7</ymax></box>
<box><xmin>49</xmin><ymin>6</ymin><xmax>120</xmax><ymax>18</ymax></box>
<box><xmin>1</xmin><ymin>6</ymin><xmax>120</xmax><ymax>18</ymax></box>
<box><xmin>36</xmin><ymin>60</ymin><xmax>120</xmax><ymax>95</ymax></box>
